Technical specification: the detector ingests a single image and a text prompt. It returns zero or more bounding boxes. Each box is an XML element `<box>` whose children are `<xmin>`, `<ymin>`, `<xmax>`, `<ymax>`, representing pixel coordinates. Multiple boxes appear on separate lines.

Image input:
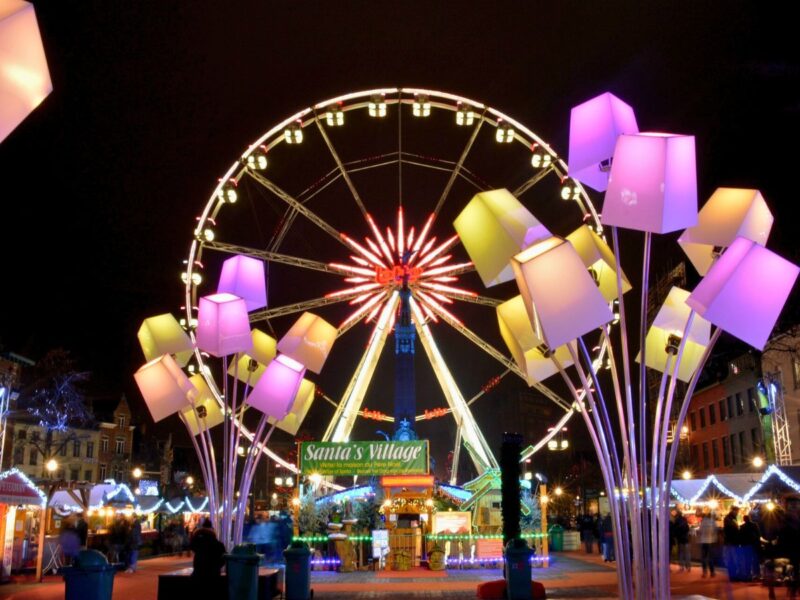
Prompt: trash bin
<box><xmin>226</xmin><ymin>543</ymin><xmax>263</xmax><ymax>600</ymax></box>
<box><xmin>549</xmin><ymin>524</ymin><xmax>564</xmax><ymax>552</ymax></box>
<box><xmin>283</xmin><ymin>540</ymin><xmax>312</xmax><ymax>600</ymax></box>
<box><xmin>62</xmin><ymin>549</ymin><xmax>116</xmax><ymax>600</ymax></box>
<box><xmin>504</xmin><ymin>539</ymin><xmax>533</xmax><ymax>600</ymax></box>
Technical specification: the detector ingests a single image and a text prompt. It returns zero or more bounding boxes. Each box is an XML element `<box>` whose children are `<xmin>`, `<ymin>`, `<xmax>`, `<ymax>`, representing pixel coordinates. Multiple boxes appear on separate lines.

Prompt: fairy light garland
<box><xmin>0</xmin><ymin>468</ymin><xmax>48</xmax><ymax>507</ymax></box>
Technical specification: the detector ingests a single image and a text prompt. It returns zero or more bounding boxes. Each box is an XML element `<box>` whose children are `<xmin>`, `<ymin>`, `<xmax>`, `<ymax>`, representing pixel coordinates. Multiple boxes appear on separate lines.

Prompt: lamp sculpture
<box><xmin>459</xmin><ymin>91</ymin><xmax>799</xmax><ymax>599</ymax></box>
<box><xmin>134</xmin><ymin>254</ymin><xmax>334</xmax><ymax>549</ymax></box>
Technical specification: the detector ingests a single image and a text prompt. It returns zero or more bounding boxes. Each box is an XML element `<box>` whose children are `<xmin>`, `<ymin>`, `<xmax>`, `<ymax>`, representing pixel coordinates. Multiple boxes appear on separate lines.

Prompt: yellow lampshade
<box><xmin>137</xmin><ymin>313</ymin><xmax>194</xmax><ymax>367</ymax></box>
<box><xmin>276</xmin><ymin>312</ymin><xmax>337</xmax><ymax>374</ymax></box>
<box><xmin>453</xmin><ymin>188</ymin><xmax>550</xmax><ymax>287</ymax></box>
<box><xmin>133</xmin><ymin>354</ymin><xmax>195</xmax><ymax>423</ymax></box>
<box><xmin>512</xmin><ymin>236</ymin><xmax>614</xmax><ymax>349</ymax></box>
<box><xmin>566</xmin><ymin>225</ymin><xmax>632</xmax><ymax>302</ymax></box>
<box><xmin>637</xmin><ymin>287</ymin><xmax>711</xmax><ymax>382</ymax></box>
<box><xmin>497</xmin><ymin>295</ymin><xmax>574</xmax><ymax>384</ymax></box>
<box><xmin>268</xmin><ymin>379</ymin><xmax>315</xmax><ymax>435</ymax></box>
<box><xmin>227</xmin><ymin>329</ymin><xmax>277</xmax><ymax>384</ymax></box>
<box><xmin>678</xmin><ymin>188</ymin><xmax>774</xmax><ymax>275</ymax></box>
<box><xmin>180</xmin><ymin>374</ymin><xmax>224</xmax><ymax>435</ymax></box>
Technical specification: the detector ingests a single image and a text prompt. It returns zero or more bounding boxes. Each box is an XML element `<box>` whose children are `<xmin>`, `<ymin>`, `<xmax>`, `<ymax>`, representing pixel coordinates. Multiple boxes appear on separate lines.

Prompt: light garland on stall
<box><xmin>0</xmin><ymin>468</ymin><xmax>48</xmax><ymax>507</ymax></box>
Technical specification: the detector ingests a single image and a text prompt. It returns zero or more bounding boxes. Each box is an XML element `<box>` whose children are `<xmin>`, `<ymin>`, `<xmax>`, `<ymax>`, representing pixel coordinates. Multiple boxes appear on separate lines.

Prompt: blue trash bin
<box><xmin>504</xmin><ymin>539</ymin><xmax>533</xmax><ymax>600</ymax></box>
<box><xmin>225</xmin><ymin>543</ymin><xmax>263</xmax><ymax>600</ymax></box>
<box><xmin>62</xmin><ymin>549</ymin><xmax>116</xmax><ymax>600</ymax></box>
<box><xmin>283</xmin><ymin>541</ymin><xmax>311</xmax><ymax>600</ymax></box>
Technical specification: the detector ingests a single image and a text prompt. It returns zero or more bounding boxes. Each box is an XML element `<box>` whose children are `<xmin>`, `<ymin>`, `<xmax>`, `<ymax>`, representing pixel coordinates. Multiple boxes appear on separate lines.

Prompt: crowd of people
<box><xmin>578</xmin><ymin>513</ymin><xmax>616</xmax><ymax>562</ymax></box>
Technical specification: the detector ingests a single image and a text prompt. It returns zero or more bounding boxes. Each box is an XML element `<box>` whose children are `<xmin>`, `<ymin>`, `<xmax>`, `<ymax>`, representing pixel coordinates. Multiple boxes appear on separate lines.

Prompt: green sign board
<box><xmin>299</xmin><ymin>441</ymin><xmax>429</xmax><ymax>476</ymax></box>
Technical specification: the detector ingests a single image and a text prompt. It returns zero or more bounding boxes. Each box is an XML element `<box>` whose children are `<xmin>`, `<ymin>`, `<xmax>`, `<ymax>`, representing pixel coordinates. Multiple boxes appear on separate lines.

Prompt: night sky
<box><xmin>2</xmin><ymin>2</ymin><xmax>798</xmax><ymax>475</ymax></box>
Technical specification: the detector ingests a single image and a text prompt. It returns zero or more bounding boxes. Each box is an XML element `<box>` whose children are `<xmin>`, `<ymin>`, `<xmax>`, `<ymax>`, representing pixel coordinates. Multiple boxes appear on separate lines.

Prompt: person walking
<box><xmin>190</xmin><ymin>518</ymin><xmax>225</xmax><ymax>579</ymax></box>
<box><xmin>739</xmin><ymin>514</ymin><xmax>761</xmax><ymax>581</ymax></box>
<box><xmin>601</xmin><ymin>514</ymin><xmax>615</xmax><ymax>562</ymax></box>
<box><xmin>673</xmin><ymin>509</ymin><xmax>691</xmax><ymax>572</ymax></box>
<box><xmin>723</xmin><ymin>505</ymin><xmax>741</xmax><ymax>581</ymax></box>
<box><xmin>580</xmin><ymin>514</ymin><xmax>594</xmax><ymax>554</ymax></box>
<box><xmin>125</xmin><ymin>517</ymin><xmax>142</xmax><ymax>573</ymax></box>
<box><xmin>108</xmin><ymin>515</ymin><xmax>129</xmax><ymax>565</ymax></box>
<box><xmin>698</xmin><ymin>509</ymin><xmax>717</xmax><ymax>578</ymax></box>
<box><xmin>75</xmin><ymin>513</ymin><xmax>88</xmax><ymax>548</ymax></box>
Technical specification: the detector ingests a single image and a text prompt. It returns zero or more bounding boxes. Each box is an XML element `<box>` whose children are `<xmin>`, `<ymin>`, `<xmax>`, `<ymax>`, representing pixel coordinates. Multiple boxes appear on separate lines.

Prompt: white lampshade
<box><xmin>453</xmin><ymin>188</ymin><xmax>551</xmax><ymax>287</ymax></box>
<box><xmin>566</xmin><ymin>225</ymin><xmax>632</xmax><ymax>302</ymax></box>
<box><xmin>227</xmin><ymin>329</ymin><xmax>277</xmax><ymax>385</ymax></box>
<box><xmin>180</xmin><ymin>374</ymin><xmax>224</xmax><ymax>436</ymax></box>
<box><xmin>511</xmin><ymin>236</ymin><xmax>614</xmax><ymax>349</ymax></box>
<box><xmin>497</xmin><ymin>295</ymin><xmax>574</xmax><ymax>383</ymax></box>
<box><xmin>0</xmin><ymin>0</ymin><xmax>52</xmax><ymax>142</ymax></box>
<box><xmin>276</xmin><ymin>312</ymin><xmax>337</xmax><ymax>374</ymax></box>
<box><xmin>137</xmin><ymin>313</ymin><xmax>194</xmax><ymax>367</ymax></box>
<box><xmin>196</xmin><ymin>293</ymin><xmax>253</xmax><ymax>357</ymax></box>
<box><xmin>268</xmin><ymin>379</ymin><xmax>315</xmax><ymax>436</ymax></box>
<box><xmin>637</xmin><ymin>287</ymin><xmax>711</xmax><ymax>382</ymax></box>
<box><xmin>678</xmin><ymin>188</ymin><xmax>774</xmax><ymax>275</ymax></box>
<box><xmin>246</xmin><ymin>354</ymin><xmax>306</xmax><ymax>419</ymax></box>
<box><xmin>134</xmin><ymin>354</ymin><xmax>195</xmax><ymax>423</ymax></box>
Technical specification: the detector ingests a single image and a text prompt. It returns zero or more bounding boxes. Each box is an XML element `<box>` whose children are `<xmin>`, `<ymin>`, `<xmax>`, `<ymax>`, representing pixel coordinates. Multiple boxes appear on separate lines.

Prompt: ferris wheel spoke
<box><xmin>203</xmin><ymin>240</ymin><xmax>345</xmax><ymax>275</ymax></box>
<box><xmin>512</xmin><ymin>164</ymin><xmax>556</xmax><ymax>197</ymax></box>
<box><xmin>249</xmin><ymin>293</ymin><xmax>361</xmax><ymax>322</ymax></box>
<box><xmin>434</xmin><ymin>110</ymin><xmax>486</xmax><ymax>217</ymax></box>
<box><xmin>246</xmin><ymin>170</ymin><xmax>347</xmax><ymax>248</ymax></box>
<box><xmin>439</xmin><ymin>292</ymin><xmax>502</xmax><ymax>307</ymax></box>
<box><xmin>313</xmin><ymin>112</ymin><xmax>369</xmax><ymax>218</ymax></box>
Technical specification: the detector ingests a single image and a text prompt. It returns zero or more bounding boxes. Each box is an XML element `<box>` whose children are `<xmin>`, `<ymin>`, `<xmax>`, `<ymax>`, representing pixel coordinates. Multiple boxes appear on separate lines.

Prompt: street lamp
<box><xmin>185</xmin><ymin>475</ymin><xmax>194</xmax><ymax>486</ymax></box>
<box><xmin>555</xmin><ymin>486</ymin><xmax>564</xmax><ymax>496</ymax></box>
<box><xmin>274</xmin><ymin>477</ymin><xmax>283</xmax><ymax>487</ymax></box>
<box><xmin>132</xmin><ymin>467</ymin><xmax>143</xmax><ymax>479</ymax></box>
<box><xmin>752</xmin><ymin>456</ymin><xmax>765</xmax><ymax>469</ymax></box>
<box><xmin>681</xmin><ymin>470</ymin><xmax>692</xmax><ymax>480</ymax></box>
<box><xmin>45</xmin><ymin>459</ymin><xmax>58</xmax><ymax>476</ymax></box>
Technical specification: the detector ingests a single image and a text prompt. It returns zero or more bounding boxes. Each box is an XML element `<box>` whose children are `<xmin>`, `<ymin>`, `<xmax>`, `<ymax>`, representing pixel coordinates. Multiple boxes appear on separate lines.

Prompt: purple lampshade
<box><xmin>245</xmin><ymin>354</ymin><xmax>306</xmax><ymax>419</ymax></box>
<box><xmin>687</xmin><ymin>237</ymin><xmax>799</xmax><ymax>350</ymax></box>
<box><xmin>568</xmin><ymin>92</ymin><xmax>638</xmax><ymax>192</ymax></box>
<box><xmin>133</xmin><ymin>354</ymin><xmax>195</xmax><ymax>423</ymax></box>
<box><xmin>217</xmin><ymin>255</ymin><xmax>267</xmax><ymax>311</ymax></box>
<box><xmin>602</xmin><ymin>133</ymin><xmax>697</xmax><ymax>234</ymax></box>
<box><xmin>196</xmin><ymin>293</ymin><xmax>253</xmax><ymax>357</ymax></box>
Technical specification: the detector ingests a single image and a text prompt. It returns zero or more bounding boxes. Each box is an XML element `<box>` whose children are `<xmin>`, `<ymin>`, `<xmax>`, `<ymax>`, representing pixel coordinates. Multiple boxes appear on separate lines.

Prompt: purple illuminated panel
<box><xmin>568</xmin><ymin>92</ymin><xmax>638</xmax><ymax>192</ymax></box>
<box><xmin>602</xmin><ymin>133</ymin><xmax>697</xmax><ymax>234</ymax></box>
<box><xmin>217</xmin><ymin>255</ymin><xmax>267</xmax><ymax>311</ymax></box>
<box><xmin>196</xmin><ymin>293</ymin><xmax>253</xmax><ymax>357</ymax></box>
<box><xmin>687</xmin><ymin>237</ymin><xmax>799</xmax><ymax>350</ymax></box>
<box><xmin>246</xmin><ymin>354</ymin><xmax>306</xmax><ymax>419</ymax></box>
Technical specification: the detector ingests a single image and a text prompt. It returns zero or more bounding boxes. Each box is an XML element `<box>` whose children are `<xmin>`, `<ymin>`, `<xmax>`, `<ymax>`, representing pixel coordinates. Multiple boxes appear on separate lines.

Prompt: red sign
<box><xmin>476</xmin><ymin>538</ymin><xmax>504</xmax><ymax>559</ymax></box>
<box><xmin>375</xmin><ymin>265</ymin><xmax>422</xmax><ymax>285</ymax></box>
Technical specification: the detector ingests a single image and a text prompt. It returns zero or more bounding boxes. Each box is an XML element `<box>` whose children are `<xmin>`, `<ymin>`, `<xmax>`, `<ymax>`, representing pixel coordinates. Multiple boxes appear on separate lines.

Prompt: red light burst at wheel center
<box><xmin>328</xmin><ymin>207</ymin><xmax>475</xmax><ymax>328</ymax></box>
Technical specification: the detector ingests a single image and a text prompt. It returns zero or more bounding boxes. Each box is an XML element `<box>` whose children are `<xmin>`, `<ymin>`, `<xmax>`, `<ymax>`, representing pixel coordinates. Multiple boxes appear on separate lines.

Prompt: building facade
<box><xmin>761</xmin><ymin>325</ymin><xmax>800</xmax><ymax>464</ymax></box>
<box><xmin>97</xmin><ymin>396</ymin><xmax>135</xmax><ymax>483</ymax></box>
<box><xmin>3</xmin><ymin>423</ymin><xmax>101</xmax><ymax>482</ymax></box>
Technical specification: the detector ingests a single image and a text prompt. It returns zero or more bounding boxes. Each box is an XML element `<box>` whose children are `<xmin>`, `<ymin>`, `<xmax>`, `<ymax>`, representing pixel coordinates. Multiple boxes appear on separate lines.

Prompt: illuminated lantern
<box><xmin>678</xmin><ymin>187</ymin><xmax>774</xmax><ymax>275</ymax></box>
<box><xmin>566</xmin><ymin>225</ymin><xmax>631</xmax><ymax>302</ymax></box>
<box><xmin>567</xmin><ymin>92</ymin><xmax>638</xmax><ymax>192</ymax></box>
<box><xmin>602</xmin><ymin>133</ymin><xmax>697</xmax><ymax>234</ymax></box>
<box><xmin>137</xmin><ymin>313</ymin><xmax>193</xmax><ymax>367</ymax></box>
<box><xmin>134</xmin><ymin>354</ymin><xmax>195</xmax><ymax>423</ymax></box>
<box><xmin>637</xmin><ymin>287</ymin><xmax>711</xmax><ymax>382</ymax></box>
<box><xmin>687</xmin><ymin>237</ymin><xmax>799</xmax><ymax>350</ymax></box>
<box><xmin>0</xmin><ymin>0</ymin><xmax>52</xmax><ymax>142</ymax></box>
<box><xmin>268</xmin><ymin>379</ymin><xmax>315</xmax><ymax>435</ymax></box>
<box><xmin>511</xmin><ymin>236</ymin><xmax>613</xmax><ymax>349</ymax></box>
<box><xmin>180</xmin><ymin>374</ymin><xmax>224</xmax><ymax>435</ymax></box>
<box><xmin>453</xmin><ymin>188</ymin><xmax>550</xmax><ymax>287</ymax></box>
<box><xmin>217</xmin><ymin>255</ymin><xmax>267</xmax><ymax>311</ymax></box>
<box><xmin>246</xmin><ymin>354</ymin><xmax>306</xmax><ymax>419</ymax></box>
<box><xmin>276</xmin><ymin>312</ymin><xmax>337</xmax><ymax>374</ymax></box>
<box><xmin>196</xmin><ymin>293</ymin><xmax>252</xmax><ymax>357</ymax></box>
<box><xmin>227</xmin><ymin>329</ymin><xmax>277</xmax><ymax>384</ymax></box>
<box><xmin>497</xmin><ymin>295</ymin><xmax>574</xmax><ymax>383</ymax></box>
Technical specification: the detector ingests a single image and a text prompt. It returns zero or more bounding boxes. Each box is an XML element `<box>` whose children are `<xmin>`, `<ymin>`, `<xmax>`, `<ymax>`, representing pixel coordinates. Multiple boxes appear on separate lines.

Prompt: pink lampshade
<box><xmin>687</xmin><ymin>237</ymin><xmax>799</xmax><ymax>350</ymax></box>
<box><xmin>217</xmin><ymin>255</ymin><xmax>267</xmax><ymax>311</ymax></box>
<box><xmin>1</xmin><ymin>1</ymin><xmax>52</xmax><ymax>143</ymax></box>
<box><xmin>133</xmin><ymin>354</ymin><xmax>196</xmax><ymax>423</ymax></box>
<box><xmin>568</xmin><ymin>92</ymin><xmax>638</xmax><ymax>192</ymax></box>
<box><xmin>245</xmin><ymin>354</ymin><xmax>306</xmax><ymax>419</ymax></box>
<box><xmin>602</xmin><ymin>133</ymin><xmax>697</xmax><ymax>234</ymax></box>
<box><xmin>196</xmin><ymin>293</ymin><xmax>253</xmax><ymax>357</ymax></box>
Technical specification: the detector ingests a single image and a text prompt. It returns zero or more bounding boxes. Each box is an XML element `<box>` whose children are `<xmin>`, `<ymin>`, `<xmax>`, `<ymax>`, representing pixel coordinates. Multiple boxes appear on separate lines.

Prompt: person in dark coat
<box><xmin>739</xmin><ymin>514</ymin><xmax>761</xmax><ymax>581</ymax></box>
<box><xmin>723</xmin><ymin>506</ymin><xmax>741</xmax><ymax>581</ymax></box>
<box><xmin>673</xmin><ymin>510</ymin><xmax>691</xmax><ymax>572</ymax></box>
<box><xmin>190</xmin><ymin>519</ymin><xmax>225</xmax><ymax>579</ymax></box>
<box><xmin>75</xmin><ymin>513</ymin><xmax>89</xmax><ymax>548</ymax></box>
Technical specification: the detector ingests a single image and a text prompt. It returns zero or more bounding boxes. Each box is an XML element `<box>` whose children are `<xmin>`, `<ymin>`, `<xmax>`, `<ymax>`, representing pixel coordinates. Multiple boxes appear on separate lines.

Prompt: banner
<box><xmin>299</xmin><ymin>441</ymin><xmax>429</xmax><ymax>476</ymax></box>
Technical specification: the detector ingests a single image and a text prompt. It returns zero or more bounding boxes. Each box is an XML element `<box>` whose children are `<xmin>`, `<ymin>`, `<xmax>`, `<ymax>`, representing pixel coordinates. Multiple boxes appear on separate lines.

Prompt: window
<box><xmin>31</xmin><ymin>431</ymin><xmax>40</xmax><ymax>442</ymax></box>
<box><xmin>115</xmin><ymin>438</ymin><xmax>125</xmax><ymax>455</ymax></box>
<box><xmin>709</xmin><ymin>404</ymin><xmax>717</xmax><ymax>425</ymax></box>
<box><xmin>691</xmin><ymin>445</ymin><xmax>698</xmax><ymax>465</ymax></box>
<box><xmin>727</xmin><ymin>396</ymin><xmax>734</xmax><ymax>419</ymax></box>
<box><xmin>58</xmin><ymin>443</ymin><xmax>67</xmax><ymax>457</ymax></box>
<box><xmin>702</xmin><ymin>443</ymin><xmax>710</xmax><ymax>470</ymax></box>
<box><xmin>739</xmin><ymin>431</ymin><xmax>747</xmax><ymax>458</ymax></box>
<box><xmin>730</xmin><ymin>434</ymin><xmax>738</xmax><ymax>464</ymax></box>
<box><xmin>117</xmin><ymin>415</ymin><xmax>126</xmax><ymax>429</ymax></box>
<box><xmin>99</xmin><ymin>464</ymin><xmax>107</xmax><ymax>480</ymax></box>
<box><xmin>712</xmin><ymin>439</ymin><xmax>720</xmax><ymax>468</ymax></box>
<box><xmin>719</xmin><ymin>399</ymin><xmax>727</xmax><ymax>421</ymax></box>
<box><xmin>793</xmin><ymin>357</ymin><xmax>800</xmax><ymax>389</ymax></box>
<box><xmin>690</xmin><ymin>412</ymin><xmax>697</xmax><ymax>432</ymax></box>
<box><xmin>113</xmin><ymin>469</ymin><xmax>122</xmax><ymax>482</ymax></box>
<box><xmin>101</xmin><ymin>437</ymin><xmax>109</xmax><ymax>453</ymax></box>
<box><xmin>84</xmin><ymin>470</ymin><xmax>93</xmax><ymax>482</ymax></box>
<box><xmin>723</xmin><ymin>437</ymin><xmax>731</xmax><ymax>466</ymax></box>
<box><xmin>736</xmin><ymin>393</ymin><xmax>744</xmax><ymax>416</ymax></box>
<box><xmin>16</xmin><ymin>429</ymin><xmax>26</xmax><ymax>440</ymax></box>
<box><xmin>29</xmin><ymin>449</ymin><xmax>37</xmax><ymax>465</ymax></box>
<box><xmin>13</xmin><ymin>446</ymin><xmax>23</xmax><ymax>465</ymax></box>
<box><xmin>73</xmin><ymin>441</ymin><xmax>81</xmax><ymax>458</ymax></box>
<box><xmin>752</xmin><ymin>428</ymin><xmax>761</xmax><ymax>453</ymax></box>
<box><xmin>699</xmin><ymin>408</ymin><xmax>706</xmax><ymax>428</ymax></box>
<box><xmin>69</xmin><ymin>469</ymin><xmax>79</xmax><ymax>481</ymax></box>
<box><xmin>748</xmin><ymin>388</ymin><xmax>757</xmax><ymax>412</ymax></box>
<box><xmin>86</xmin><ymin>442</ymin><xmax>94</xmax><ymax>458</ymax></box>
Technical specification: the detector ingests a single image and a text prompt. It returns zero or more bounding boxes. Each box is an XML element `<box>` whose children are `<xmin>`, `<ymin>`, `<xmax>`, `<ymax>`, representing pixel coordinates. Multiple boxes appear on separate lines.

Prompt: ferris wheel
<box><xmin>182</xmin><ymin>88</ymin><xmax>605</xmax><ymax>485</ymax></box>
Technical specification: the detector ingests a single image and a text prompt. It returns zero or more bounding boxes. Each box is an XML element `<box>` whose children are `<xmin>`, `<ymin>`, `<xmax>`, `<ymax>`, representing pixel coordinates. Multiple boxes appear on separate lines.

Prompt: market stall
<box><xmin>0</xmin><ymin>469</ymin><xmax>47</xmax><ymax>580</ymax></box>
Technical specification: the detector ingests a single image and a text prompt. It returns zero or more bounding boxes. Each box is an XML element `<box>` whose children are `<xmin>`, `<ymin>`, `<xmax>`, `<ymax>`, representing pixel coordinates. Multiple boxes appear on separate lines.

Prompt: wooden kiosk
<box><xmin>380</xmin><ymin>475</ymin><xmax>435</xmax><ymax>570</ymax></box>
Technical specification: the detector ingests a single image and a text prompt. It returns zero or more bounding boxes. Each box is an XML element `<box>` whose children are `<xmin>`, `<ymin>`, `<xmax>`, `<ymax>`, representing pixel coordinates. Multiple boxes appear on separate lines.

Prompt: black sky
<box><xmin>2</xmin><ymin>1</ymin><xmax>798</xmax><ymax>468</ymax></box>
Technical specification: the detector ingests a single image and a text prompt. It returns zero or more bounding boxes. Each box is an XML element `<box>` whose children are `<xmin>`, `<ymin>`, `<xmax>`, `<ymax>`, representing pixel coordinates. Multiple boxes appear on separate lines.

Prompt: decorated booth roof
<box><xmin>672</xmin><ymin>466</ymin><xmax>800</xmax><ymax>505</ymax></box>
<box><xmin>0</xmin><ymin>469</ymin><xmax>47</xmax><ymax>507</ymax></box>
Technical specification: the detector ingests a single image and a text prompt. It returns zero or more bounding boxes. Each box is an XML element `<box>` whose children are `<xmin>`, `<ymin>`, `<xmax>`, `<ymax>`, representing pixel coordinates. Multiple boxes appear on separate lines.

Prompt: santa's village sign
<box><xmin>299</xmin><ymin>441</ymin><xmax>429</xmax><ymax>476</ymax></box>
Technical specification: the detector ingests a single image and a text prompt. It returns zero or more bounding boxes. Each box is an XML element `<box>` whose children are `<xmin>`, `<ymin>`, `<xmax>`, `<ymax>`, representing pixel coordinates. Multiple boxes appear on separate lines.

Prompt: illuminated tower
<box><xmin>393</xmin><ymin>251</ymin><xmax>418</xmax><ymax>441</ymax></box>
